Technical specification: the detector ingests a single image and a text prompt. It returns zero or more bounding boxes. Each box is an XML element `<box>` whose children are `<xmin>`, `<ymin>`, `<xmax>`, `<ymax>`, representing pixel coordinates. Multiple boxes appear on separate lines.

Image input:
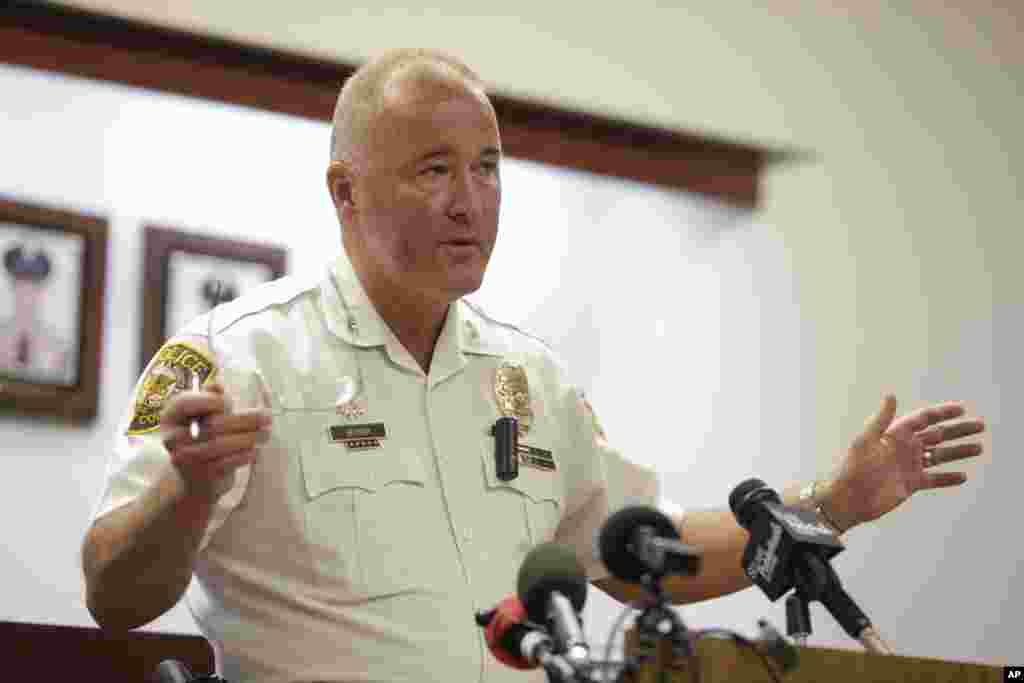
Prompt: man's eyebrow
<box><xmin>415</xmin><ymin>145</ymin><xmax>501</xmax><ymax>163</ymax></box>
<box><xmin>415</xmin><ymin>146</ymin><xmax>454</xmax><ymax>163</ymax></box>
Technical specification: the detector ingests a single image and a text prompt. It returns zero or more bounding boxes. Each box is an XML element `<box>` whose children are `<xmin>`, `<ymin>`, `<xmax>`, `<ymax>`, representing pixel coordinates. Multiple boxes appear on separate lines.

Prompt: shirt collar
<box><xmin>320</xmin><ymin>248</ymin><xmax>507</xmax><ymax>361</ymax></box>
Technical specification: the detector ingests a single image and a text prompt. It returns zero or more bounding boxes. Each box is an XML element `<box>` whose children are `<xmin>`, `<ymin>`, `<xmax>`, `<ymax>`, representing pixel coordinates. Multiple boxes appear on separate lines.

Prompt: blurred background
<box><xmin>0</xmin><ymin>1</ymin><xmax>1018</xmax><ymax>668</ymax></box>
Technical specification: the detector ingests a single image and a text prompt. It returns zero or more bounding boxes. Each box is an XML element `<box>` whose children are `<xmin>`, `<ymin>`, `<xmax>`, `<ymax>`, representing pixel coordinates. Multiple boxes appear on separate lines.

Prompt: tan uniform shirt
<box><xmin>95</xmin><ymin>249</ymin><xmax>660</xmax><ymax>683</ymax></box>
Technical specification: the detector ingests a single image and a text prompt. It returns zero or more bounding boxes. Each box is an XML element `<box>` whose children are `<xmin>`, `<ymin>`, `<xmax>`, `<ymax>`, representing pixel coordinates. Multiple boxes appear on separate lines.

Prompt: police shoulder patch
<box><xmin>126</xmin><ymin>341</ymin><xmax>216</xmax><ymax>435</ymax></box>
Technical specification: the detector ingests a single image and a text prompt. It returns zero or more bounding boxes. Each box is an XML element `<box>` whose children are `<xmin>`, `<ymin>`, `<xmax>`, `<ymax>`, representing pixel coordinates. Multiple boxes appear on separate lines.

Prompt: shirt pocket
<box><xmin>479</xmin><ymin>445</ymin><xmax>563</xmax><ymax>547</ymax></box>
<box><xmin>300</xmin><ymin>416</ymin><xmax>430</xmax><ymax>599</ymax></box>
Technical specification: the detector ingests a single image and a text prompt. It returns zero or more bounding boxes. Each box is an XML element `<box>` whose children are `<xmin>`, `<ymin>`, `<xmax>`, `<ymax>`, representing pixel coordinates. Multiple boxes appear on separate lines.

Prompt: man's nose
<box><xmin>448</xmin><ymin>168</ymin><xmax>483</xmax><ymax>223</ymax></box>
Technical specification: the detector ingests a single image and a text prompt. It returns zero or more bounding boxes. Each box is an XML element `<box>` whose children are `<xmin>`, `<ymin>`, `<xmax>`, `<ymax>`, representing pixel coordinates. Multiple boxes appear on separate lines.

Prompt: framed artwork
<box><xmin>140</xmin><ymin>225</ymin><xmax>287</xmax><ymax>372</ymax></box>
<box><xmin>0</xmin><ymin>196</ymin><xmax>108</xmax><ymax>422</ymax></box>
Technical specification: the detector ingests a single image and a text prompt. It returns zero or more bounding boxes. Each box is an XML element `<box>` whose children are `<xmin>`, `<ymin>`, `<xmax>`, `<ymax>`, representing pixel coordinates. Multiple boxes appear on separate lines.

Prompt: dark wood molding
<box><xmin>1</xmin><ymin>621</ymin><xmax>214</xmax><ymax>682</ymax></box>
<box><xmin>1</xmin><ymin>1</ymin><xmax>788</xmax><ymax>207</ymax></box>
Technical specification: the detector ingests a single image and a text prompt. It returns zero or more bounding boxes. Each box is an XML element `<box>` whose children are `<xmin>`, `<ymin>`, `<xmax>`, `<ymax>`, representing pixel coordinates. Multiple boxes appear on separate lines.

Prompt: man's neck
<box><xmin>370</xmin><ymin>283</ymin><xmax>449</xmax><ymax>373</ymax></box>
<box><xmin>345</xmin><ymin>243</ymin><xmax>450</xmax><ymax>373</ymax></box>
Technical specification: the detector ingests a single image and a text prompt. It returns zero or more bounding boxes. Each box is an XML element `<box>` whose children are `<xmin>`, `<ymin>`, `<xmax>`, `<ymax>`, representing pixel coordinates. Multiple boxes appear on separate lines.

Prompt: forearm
<box><xmin>82</xmin><ymin>466</ymin><xmax>219</xmax><ymax>631</ymax></box>
<box><xmin>664</xmin><ymin>481</ymin><xmax>831</xmax><ymax>605</ymax></box>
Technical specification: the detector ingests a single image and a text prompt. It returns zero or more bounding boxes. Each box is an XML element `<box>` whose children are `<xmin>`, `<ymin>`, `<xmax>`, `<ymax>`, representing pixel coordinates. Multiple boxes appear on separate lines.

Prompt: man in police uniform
<box><xmin>82</xmin><ymin>49</ymin><xmax>986</xmax><ymax>682</ymax></box>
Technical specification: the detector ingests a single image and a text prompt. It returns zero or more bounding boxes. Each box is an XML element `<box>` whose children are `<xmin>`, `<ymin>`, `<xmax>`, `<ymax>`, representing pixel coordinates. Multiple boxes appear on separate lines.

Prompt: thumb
<box><xmin>203</xmin><ymin>380</ymin><xmax>225</xmax><ymax>395</ymax></box>
<box><xmin>864</xmin><ymin>394</ymin><xmax>898</xmax><ymax>441</ymax></box>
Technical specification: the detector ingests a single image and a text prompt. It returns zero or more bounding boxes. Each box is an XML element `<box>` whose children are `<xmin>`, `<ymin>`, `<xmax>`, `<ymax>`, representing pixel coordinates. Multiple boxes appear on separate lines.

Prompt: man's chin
<box><xmin>446</xmin><ymin>274</ymin><xmax>485</xmax><ymax>300</ymax></box>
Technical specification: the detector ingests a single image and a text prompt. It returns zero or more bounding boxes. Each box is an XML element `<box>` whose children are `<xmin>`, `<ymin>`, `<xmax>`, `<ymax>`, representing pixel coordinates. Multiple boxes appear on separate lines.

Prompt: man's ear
<box><xmin>326</xmin><ymin>161</ymin><xmax>356</xmax><ymax>211</ymax></box>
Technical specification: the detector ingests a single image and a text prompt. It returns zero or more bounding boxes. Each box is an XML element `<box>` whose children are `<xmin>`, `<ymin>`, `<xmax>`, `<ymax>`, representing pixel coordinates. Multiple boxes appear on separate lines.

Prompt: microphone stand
<box><xmin>790</xmin><ymin>551</ymin><xmax>894</xmax><ymax>656</ymax></box>
<box><xmin>625</xmin><ymin>573</ymin><xmax>697</xmax><ymax>683</ymax></box>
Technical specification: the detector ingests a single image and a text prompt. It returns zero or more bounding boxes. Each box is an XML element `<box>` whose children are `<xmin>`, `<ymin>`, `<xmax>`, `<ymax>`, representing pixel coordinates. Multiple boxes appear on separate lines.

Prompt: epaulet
<box><xmin>214</xmin><ymin>274</ymin><xmax>318</xmax><ymax>332</ymax></box>
<box><xmin>180</xmin><ymin>274</ymin><xmax>318</xmax><ymax>337</ymax></box>
<box><xmin>461</xmin><ymin>299</ymin><xmax>559</xmax><ymax>356</ymax></box>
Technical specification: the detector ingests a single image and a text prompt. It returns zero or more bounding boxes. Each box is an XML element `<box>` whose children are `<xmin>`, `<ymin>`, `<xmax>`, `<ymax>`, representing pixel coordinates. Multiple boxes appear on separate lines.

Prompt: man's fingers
<box><xmin>925</xmin><ymin>442</ymin><xmax>983</xmax><ymax>467</ymax></box>
<box><xmin>918</xmin><ymin>419</ymin><xmax>985</xmax><ymax>446</ymax></box>
<box><xmin>162</xmin><ymin>410</ymin><xmax>271</xmax><ymax>451</ymax></box>
<box><xmin>922</xmin><ymin>471</ymin><xmax>968</xmax><ymax>489</ymax></box>
<box><xmin>893</xmin><ymin>401</ymin><xmax>967</xmax><ymax>434</ymax></box>
<box><xmin>864</xmin><ymin>394</ymin><xmax>898</xmax><ymax>441</ymax></box>
<box><xmin>169</xmin><ymin>430</ymin><xmax>271</xmax><ymax>465</ymax></box>
<box><xmin>161</xmin><ymin>390</ymin><xmax>232</xmax><ymax>427</ymax></box>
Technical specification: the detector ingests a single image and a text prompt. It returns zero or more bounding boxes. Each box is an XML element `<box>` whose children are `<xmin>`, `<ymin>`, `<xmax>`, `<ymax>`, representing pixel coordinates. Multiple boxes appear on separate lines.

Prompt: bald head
<box><xmin>330</xmin><ymin>49</ymin><xmax>491</xmax><ymax>170</ymax></box>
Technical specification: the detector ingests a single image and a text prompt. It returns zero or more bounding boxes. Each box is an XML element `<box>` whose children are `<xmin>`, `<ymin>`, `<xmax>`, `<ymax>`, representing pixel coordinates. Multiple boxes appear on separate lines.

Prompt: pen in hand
<box><xmin>189</xmin><ymin>372</ymin><xmax>203</xmax><ymax>440</ymax></box>
<box><xmin>189</xmin><ymin>280</ymin><xmax>223</xmax><ymax>441</ymax></box>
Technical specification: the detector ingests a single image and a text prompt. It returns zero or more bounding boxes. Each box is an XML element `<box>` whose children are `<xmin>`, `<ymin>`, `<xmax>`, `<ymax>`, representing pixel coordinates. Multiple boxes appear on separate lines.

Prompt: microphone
<box><xmin>478</xmin><ymin>595</ymin><xmax>579</xmax><ymax>682</ymax></box>
<box><xmin>479</xmin><ymin>595</ymin><xmax>555</xmax><ymax>670</ymax></box>
<box><xmin>151</xmin><ymin>660</ymin><xmax>194</xmax><ymax>683</ymax></box>
<box><xmin>597</xmin><ymin>505</ymin><xmax>702</xmax><ymax>585</ymax></box>
<box><xmin>756</xmin><ymin>618</ymin><xmax>800</xmax><ymax>674</ymax></box>
<box><xmin>730</xmin><ymin>479</ymin><xmax>891</xmax><ymax>653</ymax></box>
<box><xmin>516</xmin><ymin>543</ymin><xmax>590</xmax><ymax>666</ymax></box>
<box><xmin>729</xmin><ymin>478</ymin><xmax>844</xmax><ymax>601</ymax></box>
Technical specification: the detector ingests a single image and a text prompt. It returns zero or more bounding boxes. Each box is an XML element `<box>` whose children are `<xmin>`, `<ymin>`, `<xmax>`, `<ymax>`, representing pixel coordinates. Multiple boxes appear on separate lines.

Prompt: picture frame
<box><xmin>140</xmin><ymin>225</ymin><xmax>287</xmax><ymax>373</ymax></box>
<box><xmin>0</xmin><ymin>196</ymin><xmax>108</xmax><ymax>423</ymax></box>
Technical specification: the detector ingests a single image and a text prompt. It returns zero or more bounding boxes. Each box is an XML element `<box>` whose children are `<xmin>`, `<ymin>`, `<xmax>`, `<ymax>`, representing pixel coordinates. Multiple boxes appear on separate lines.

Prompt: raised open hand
<box><xmin>824</xmin><ymin>395</ymin><xmax>985</xmax><ymax>531</ymax></box>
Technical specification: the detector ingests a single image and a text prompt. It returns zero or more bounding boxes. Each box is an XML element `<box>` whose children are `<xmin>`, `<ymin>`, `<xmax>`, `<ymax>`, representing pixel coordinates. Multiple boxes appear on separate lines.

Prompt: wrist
<box><xmin>798</xmin><ymin>479</ymin><xmax>854</xmax><ymax>535</ymax></box>
<box><xmin>166</xmin><ymin>466</ymin><xmax>232</xmax><ymax>513</ymax></box>
<box><xmin>811</xmin><ymin>478</ymin><xmax>858</xmax><ymax>534</ymax></box>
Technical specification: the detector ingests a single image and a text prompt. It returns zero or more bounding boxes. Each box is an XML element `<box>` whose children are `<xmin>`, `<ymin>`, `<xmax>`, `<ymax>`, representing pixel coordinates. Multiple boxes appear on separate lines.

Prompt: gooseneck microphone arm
<box><xmin>803</xmin><ymin>553</ymin><xmax>893</xmax><ymax>655</ymax></box>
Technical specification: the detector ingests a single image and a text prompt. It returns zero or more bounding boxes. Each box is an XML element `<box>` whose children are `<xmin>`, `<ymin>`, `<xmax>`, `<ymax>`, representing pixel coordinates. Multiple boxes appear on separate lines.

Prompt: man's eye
<box><xmin>422</xmin><ymin>164</ymin><xmax>448</xmax><ymax>176</ymax></box>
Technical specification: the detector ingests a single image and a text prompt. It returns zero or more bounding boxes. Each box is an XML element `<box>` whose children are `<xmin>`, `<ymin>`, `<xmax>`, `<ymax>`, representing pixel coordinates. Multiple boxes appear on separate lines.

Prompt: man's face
<box><xmin>340</xmin><ymin>77</ymin><xmax>502</xmax><ymax>303</ymax></box>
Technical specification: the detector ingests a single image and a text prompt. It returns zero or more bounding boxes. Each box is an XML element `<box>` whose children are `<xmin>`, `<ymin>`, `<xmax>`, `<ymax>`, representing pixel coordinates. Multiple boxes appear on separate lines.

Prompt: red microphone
<box><xmin>480</xmin><ymin>595</ymin><xmax>551</xmax><ymax>669</ymax></box>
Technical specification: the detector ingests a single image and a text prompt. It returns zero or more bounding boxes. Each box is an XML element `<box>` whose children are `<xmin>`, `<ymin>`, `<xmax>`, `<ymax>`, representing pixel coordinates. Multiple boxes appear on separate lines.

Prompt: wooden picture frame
<box><xmin>0</xmin><ymin>196</ymin><xmax>108</xmax><ymax>423</ymax></box>
<box><xmin>140</xmin><ymin>225</ymin><xmax>287</xmax><ymax>372</ymax></box>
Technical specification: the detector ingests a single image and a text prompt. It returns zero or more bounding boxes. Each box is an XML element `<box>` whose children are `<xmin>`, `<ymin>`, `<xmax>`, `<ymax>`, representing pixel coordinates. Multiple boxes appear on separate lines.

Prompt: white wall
<box><xmin>8</xmin><ymin>0</ymin><xmax>1023</xmax><ymax>666</ymax></box>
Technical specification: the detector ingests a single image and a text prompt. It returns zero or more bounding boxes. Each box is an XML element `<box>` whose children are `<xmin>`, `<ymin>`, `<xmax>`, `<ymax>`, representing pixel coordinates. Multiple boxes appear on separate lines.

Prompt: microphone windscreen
<box><xmin>597</xmin><ymin>505</ymin><xmax>679</xmax><ymax>583</ymax></box>
<box><xmin>151</xmin><ymin>660</ymin><xmax>194</xmax><ymax>683</ymax></box>
<box><xmin>728</xmin><ymin>478</ymin><xmax>780</xmax><ymax>529</ymax></box>
<box><xmin>484</xmin><ymin>595</ymin><xmax>535</xmax><ymax>670</ymax></box>
<box><xmin>516</xmin><ymin>543</ymin><xmax>587</xmax><ymax>624</ymax></box>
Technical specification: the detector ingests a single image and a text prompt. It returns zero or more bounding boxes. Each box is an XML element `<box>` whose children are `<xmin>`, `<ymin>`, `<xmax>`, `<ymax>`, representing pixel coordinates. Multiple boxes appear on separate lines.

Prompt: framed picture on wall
<box><xmin>0</xmin><ymin>196</ymin><xmax>108</xmax><ymax>423</ymax></box>
<box><xmin>140</xmin><ymin>225</ymin><xmax>287</xmax><ymax>373</ymax></box>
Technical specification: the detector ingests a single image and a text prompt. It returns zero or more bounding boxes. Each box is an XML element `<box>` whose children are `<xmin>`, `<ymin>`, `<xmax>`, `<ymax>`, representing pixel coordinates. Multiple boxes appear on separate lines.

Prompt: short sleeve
<box><xmin>91</xmin><ymin>323</ymin><xmax>268</xmax><ymax>550</ymax></box>
<box><xmin>552</xmin><ymin>385</ymin><xmax>664</xmax><ymax>582</ymax></box>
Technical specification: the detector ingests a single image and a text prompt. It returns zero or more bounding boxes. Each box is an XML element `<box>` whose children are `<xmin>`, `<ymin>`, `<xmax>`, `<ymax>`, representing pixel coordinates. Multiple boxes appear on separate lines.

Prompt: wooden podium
<box><xmin>2</xmin><ymin>621</ymin><xmax>214</xmax><ymax>682</ymax></box>
<box><xmin>625</xmin><ymin>631</ymin><xmax>1003</xmax><ymax>683</ymax></box>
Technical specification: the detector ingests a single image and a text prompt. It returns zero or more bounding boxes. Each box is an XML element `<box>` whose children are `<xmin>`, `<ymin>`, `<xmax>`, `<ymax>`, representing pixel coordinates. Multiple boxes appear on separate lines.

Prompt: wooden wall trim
<box><xmin>1</xmin><ymin>2</ymin><xmax>786</xmax><ymax>207</ymax></box>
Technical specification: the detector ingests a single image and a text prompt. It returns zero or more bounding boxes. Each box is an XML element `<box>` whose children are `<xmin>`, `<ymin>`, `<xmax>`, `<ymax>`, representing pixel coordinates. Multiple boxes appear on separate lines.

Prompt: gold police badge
<box><xmin>127</xmin><ymin>342</ymin><xmax>216</xmax><ymax>435</ymax></box>
<box><xmin>494</xmin><ymin>361</ymin><xmax>532</xmax><ymax>436</ymax></box>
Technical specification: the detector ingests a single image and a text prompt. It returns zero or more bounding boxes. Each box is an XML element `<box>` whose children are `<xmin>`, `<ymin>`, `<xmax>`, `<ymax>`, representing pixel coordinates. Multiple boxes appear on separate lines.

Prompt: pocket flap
<box><xmin>480</xmin><ymin>449</ymin><xmax>561</xmax><ymax>506</ymax></box>
<box><xmin>302</xmin><ymin>422</ymin><xmax>426</xmax><ymax>497</ymax></box>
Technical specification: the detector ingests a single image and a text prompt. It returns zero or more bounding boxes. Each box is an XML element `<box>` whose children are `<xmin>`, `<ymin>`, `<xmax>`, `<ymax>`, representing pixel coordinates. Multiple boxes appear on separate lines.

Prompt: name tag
<box><xmin>328</xmin><ymin>422</ymin><xmax>387</xmax><ymax>451</ymax></box>
<box><xmin>518</xmin><ymin>444</ymin><xmax>556</xmax><ymax>472</ymax></box>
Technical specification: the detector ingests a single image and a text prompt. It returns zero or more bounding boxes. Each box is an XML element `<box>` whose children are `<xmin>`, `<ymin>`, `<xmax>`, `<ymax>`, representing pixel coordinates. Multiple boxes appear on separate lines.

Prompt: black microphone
<box><xmin>729</xmin><ymin>479</ymin><xmax>885</xmax><ymax>650</ymax></box>
<box><xmin>597</xmin><ymin>505</ymin><xmax>702</xmax><ymax>585</ymax></box>
<box><xmin>516</xmin><ymin>543</ymin><xmax>590</xmax><ymax>666</ymax></box>
<box><xmin>729</xmin><ymin>478</ymin><xmax>844</xmax><ymax>601</ymax></box>
<box><xmin>151</xmin><ymin>660</ymin><xmax>194</xmax><ymax>683</ymax></box>
<box><xmin>756</xmin><ymin>618</ymin><xmax>800</xmax><ymax>674</ymax></box>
